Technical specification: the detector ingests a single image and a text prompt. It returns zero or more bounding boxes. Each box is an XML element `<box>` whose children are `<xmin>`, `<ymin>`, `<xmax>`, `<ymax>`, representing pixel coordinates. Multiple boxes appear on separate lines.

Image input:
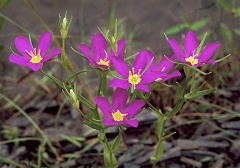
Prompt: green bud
<box><xmin>69</xmin><ymin>89</ymin><xmax>79</xmax><ymax>109</ymax></box>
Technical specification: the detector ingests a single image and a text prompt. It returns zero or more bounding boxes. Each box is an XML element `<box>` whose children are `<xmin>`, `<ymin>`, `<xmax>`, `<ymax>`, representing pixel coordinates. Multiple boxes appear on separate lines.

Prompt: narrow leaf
<box><xmin>190</xmin><ymin>18</ymin><xmax>209</xmax><ymax>31</ymax></box>
<box><xmin>166</xmin><ymin>99</ymin><xmax>184</xmax><ymax>119</ymax></box>
<box><xmin>165</xmin><ymin>23</ymin><xmax>187</xmax><ymax>35</ymax></box>
<box><xmin>111</xmin><ymin>130</ymin><xmax>122</xmax><ymax>152</ymax></box>
<box><xmin>69</xmin><ymin>70</ymin><xmax>89</xmax><ymax>83</ymax></box>
<box><xmin>184</xmin><ymin>88</ymin><xmax>216</xmax><ymax>99</ymax></box>
<box><xmin>217</xmin><ymin>0</ymin><xmax>231</xmax><ymax>12</ymax></box>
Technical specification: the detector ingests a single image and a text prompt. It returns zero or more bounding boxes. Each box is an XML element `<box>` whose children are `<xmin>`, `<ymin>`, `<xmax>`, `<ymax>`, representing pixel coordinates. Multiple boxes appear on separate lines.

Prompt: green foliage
<box><xmin>0</xmin><ymin>0</ymin><xmax>12</xmax><ymax>9</ymax></box>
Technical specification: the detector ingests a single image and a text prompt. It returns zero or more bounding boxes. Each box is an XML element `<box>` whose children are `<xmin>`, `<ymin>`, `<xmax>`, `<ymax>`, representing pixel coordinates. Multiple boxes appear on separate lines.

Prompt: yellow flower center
<box><xmin>128</xmin><ymin>68</ymin><xmax>141</xmax><ymax>89</ymax></box>
<box><xmin>155</xmin><ymin>78</ymin><xmax>162</xmax><ymax>82</ymax></box>
<box><xmin>185</xmin><ymin>56</ymin><xmax>198</xmax><ymax>66</ymax></box>
<box><xmin>97</xmin><ymin>50</ymin><xmax>109</xmax><ymax>67</ymax></box>
<box><xmin>112</xmin><ymin>110</ymin><xmax>127</xmax><ymax>121</ymax></box>
<box><xmin>97</xmin><ymin>58</ymin><xmax>110</xmax><ymax>66</ymax></box>
<box><xmin>25</xmin><ymin>48</ymin><xmax>43</xmax><ymax>64</ymax></box>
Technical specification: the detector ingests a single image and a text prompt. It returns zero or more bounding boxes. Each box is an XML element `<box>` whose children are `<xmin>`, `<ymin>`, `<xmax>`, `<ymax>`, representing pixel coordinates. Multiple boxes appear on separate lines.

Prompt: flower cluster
<box><xmin>9</xmin><ymin>30</ymin><xmax>220</xmax><ymax>128</ymax></box>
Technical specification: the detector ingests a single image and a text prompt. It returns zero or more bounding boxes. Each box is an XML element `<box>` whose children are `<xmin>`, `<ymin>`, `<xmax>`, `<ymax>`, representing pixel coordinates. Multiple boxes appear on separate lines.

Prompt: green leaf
<box><xmin>176</xmin><ymin>82</ymin><xmax>183</xmax><ymax>98</ymax></box>
<box><xmin>111</xmin><ymin>130</ymin><xmax>122</xmax><ymax>152</ymax></box>
<box><xmin>166</xmin><ymin>99</ymin><xmax>184</xmax><ymax>119</ymax></box>
<box><xmin>97</xmin><ymin>133</ymin><xmax>105</xmax><ymax>144</ymax></box>
<box><xmin>155</xmin><ymin>141</ymin><xmax>164</xmax><ymax>160</ymax></box>
<box><xmin>215</xmin><ymin>54</ymin><xmax>231</xmax><ymax>63</ymax></box>
<box><xmin>217</xmin><ymin>0</ymin><xmax>231</xmax><ymax>12</ymax></box>
<box><xmin>189</xmin><ymin>18</ymin><xmax>209</xmax><ymax>31</ymax></box>
<box><xmin>235</xmin><ymin>6</ymin><xmax>240</xmax><ymax>17</ymax></box>
<box><xmin>0</xmin><ymin>0</ymin><xmax>12</xmax><ymax>9</ymax></box>
<box><xmin>60</xmin><ymin>134</ymin><xmax>85</xmax><ymax>147</ymax></box>
<box><xmin>200</xmin><ymin>156</ymin><xmax>213</xmax><ymax>162</ymax></box>
<box><xmin>184</xmin><ymin>88</ymin><xmax>216</xmax><ymax>99</ymax></box>
<box><xmin>196</xmin><ymin>32</ymin><xmax>208</xmax><ymax>55</ymax></box>
<box><xmin>188</xmin><ymin>65</ymin><xmax>212</xmax><ymax>75</ymax></box>
<box><xmin>233</xmin><ymin>28</ymin><xmax>240</xmax><ymax>35</ymax></box>
<box><xmin>69</xmin><ymin>70</ymin><xmax>89</xmax><ymax>83</ymax></box>
<box><xmin>165</xmin><ymin>22</ymin><xmax>187</xmax><ymax>35</ymax></box>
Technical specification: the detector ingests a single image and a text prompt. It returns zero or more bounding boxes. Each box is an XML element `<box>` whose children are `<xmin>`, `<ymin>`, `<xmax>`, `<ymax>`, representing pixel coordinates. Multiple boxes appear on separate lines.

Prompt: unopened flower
<box><xmin>78</xmin><ymin>33</ymin><xmax>126</xmax><ymax>69</ymax></box>
<box><xmin>95</xmin><ymin>88</ymin><xmax>144</xmax><ymax>128</ymax></box>
<box><xmin>167</xmin><ymin>31</ymin><xmax>221</xmax><ymax>66</ymax></box>
<box><xmin>150</xmin><ymin>54</ymin><xmax>181</xmax><ymax>82</ymax></box>
<box><xmin>109</xmin><ymin>50</ymin><xmax>163</xmax><ymax>92</ymax></box>
<box><xmin>69</xmin><ymin>89</ymin><xmax>79</xmax><ymax>109</ymax></box>
<box><xmin>9</xmin><ymin>32</ymin><xmax>61</xmax><ymax>71</ymax></box>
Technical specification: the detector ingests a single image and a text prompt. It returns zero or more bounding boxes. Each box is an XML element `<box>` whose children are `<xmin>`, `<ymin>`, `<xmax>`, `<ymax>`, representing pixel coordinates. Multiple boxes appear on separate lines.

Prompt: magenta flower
<box><xmin>150</xmin><ymin>54</ymin><xmax>181</xmax><ymax>82</ymax></box>
<box><xmin>109</xmin><ymin>50</ymin><xmax>160</xmax><ymax>92</ymax></box>
<box><xmin>9</xmin><ymin>32</ymin><xmax>61</xmax><ymax>71</ymax></box>
<box><xmin>78</xmin><ymin>33</ymin><xmax>126</xmax><ymax>69</ymax></box>
<box><xmin>95</xmin><ymin>88</ymin><xmax>144</xmax><ymax>128</ymax></box>
<box><xmin>167</xmin><ymin>31</ymin><xmax>221</xmax><ymax>66</ymax></box>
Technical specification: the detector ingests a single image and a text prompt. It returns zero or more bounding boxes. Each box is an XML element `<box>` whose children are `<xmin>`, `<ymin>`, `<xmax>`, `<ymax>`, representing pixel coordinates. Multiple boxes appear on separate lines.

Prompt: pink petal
<box><xmin>95</xmin><ymin>97</ymin><xmax>113</xmax><ymax>116</ymax></box>
<box><xmin>103</xmin><ymin>117</ymin><xmax>118</xmax><ymax>126</ymax></box>
<box><xmin>197</xmin><ymin>42</ymin><xmax>221</xmax><ymax>63</ymax></box>
<box><xmin>132</xmin><ymin>50</ymin><xmax>154</xmax><ymax>73</ymax></box>
<box><xmin>91</xmin><ymin>33</ymin><xmax>107</xmax><ymax>60</ymax></box>
<box><xmin>112</xmin><ymin>88</ymin><xmax>128</xmax><ymax>111</ymax></box>
<box><xmin>157</xmin><ymin>55</ymin><xmax>175</xmax><ymax>73</ymax></box>
<box><xmin>29</xmin><ymin>63</ymin><xmax>43</xmax><ymax>71</ymax></box>
<box><xmin>78</xmin><ymin>44</ymin><xmax>97</xmax><ymax>66</ymax></box>
<box><xmin>184</xmin><ymin>31</ymin><xmax>198</xmax><ymax>57</ymax></box>
<box><xmin>123</xmin><ymin>100</ymin><xmax>144</xmax><ymax>118</ymax></box>
<box><xmin>111</xmin><ymin>57</ymin><xmax>129</xmax><ymax>78</ymax></box>
<box><xmin>42</xmin><ymin>48</ymin><xmax>61</xmax><ymax>62</ymax></box>
<box><xmin>37</xmin><ymin>32</ymin><xmax>52</xmax><ymax>56</ymax></box>
<box><xmin>9</xmin><ymin>53</ymin><xmax>31</xmax><ymax>66</ymax></box>
<box><xmin>135</xmin><ymin>84</ymin><xmax>150</xmax><ymax>92</ymax></box>
<box><xmin>141</xmin><ymin>72</ymin><xmax>161</xmax><ymax>84</ymax></box>
<box><xmin>161</xmin><ymin>70</ymin><xmax>181</xmax><ymax>81</ymax></box>
<box><xmin>15</xmin><ymin>36</ymin><xmax>34</xmax><ymax>57</ymax></box>
<box><xmin>167</xmin><ymin>39</ymin><xmax>185</xmax><ymax>62</ymax></box>
<box><xmin>204</xmin><ymin>59</ymin><xmax>216</xmax><ymax>65</ymax></box>
<box><xmin>117</xmin><ymin>39</ymin><xmax>126</xmax><ymax>57</ymax></box>
<box><xmin>109</xmin><ymin>78</ymin><xmax>131</xmax><ymax>89</ymax></box>
<box><xmin>120</xmin><ymin>119</ymin><xmax>138</xmax><ymax>128</ymax></box>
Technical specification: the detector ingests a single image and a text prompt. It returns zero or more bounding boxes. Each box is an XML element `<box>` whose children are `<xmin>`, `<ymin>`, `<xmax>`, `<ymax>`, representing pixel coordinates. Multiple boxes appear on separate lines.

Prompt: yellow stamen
<box><xmin>112</xmin><ymin>110</ymin><xmax>127</xmax><ymax>121</ymax></box>
<box><xmin>155</xmin><ymin>78</ymin><xmax>162</xmax><ymax>82</ymax></box>
<box><xmin>185</xmin><ymin>56</ymin><xmax>198</xmax><ymax>66</ymax></box>
<box><xmin>97</xmin><ymin>58</ymin><xmax>110</xmax><ymax>66</ymax></box>
<box><xmin>161</xmin><ymin>67</ymin><xmax>166</xmax><ymax>72</ymax></box>
<box><xmin>25</xmin><ymin>48</ymin><xmax>43</xmax><ymax>64</ymax></box>
<box><xmin>97</xmin><ymin>50</ymin><xmax>109</xmax><ymax>66</ymax></box>
<box><xmin>128</xmin><ymin>68</ymin><xmax>142</xmax><ymax>89</ymax></box>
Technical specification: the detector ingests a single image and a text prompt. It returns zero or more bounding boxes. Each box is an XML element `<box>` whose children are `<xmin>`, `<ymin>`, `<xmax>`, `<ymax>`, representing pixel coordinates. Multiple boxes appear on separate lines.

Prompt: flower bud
<box><xmin>69</xmin><ymin>89</ymin><xmax>79</xmax><ymax>110</ymax></box>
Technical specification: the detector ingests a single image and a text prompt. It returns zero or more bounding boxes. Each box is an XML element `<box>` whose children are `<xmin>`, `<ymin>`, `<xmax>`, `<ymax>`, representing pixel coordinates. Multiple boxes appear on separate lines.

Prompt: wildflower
<box><xmin>95</xmin><ymin>88</ymin><xmax>144</xmax><ymax>128</ymax></box>
<box><xmin>78</xmin><ymin>33</ymin><xmax>126</xmax><ymax>69</ymax></box>
<box><xmin>167</xmin><ymin>31</ymin><xmax>221</xmax><ymax>66</ymax></box>
<box><xmin>9</xmin><ymin>32</ymin><xmax>61</xmax><ymax>71</ymax></box>
<box><xmin>150</xmin><ymin>54</ymin><xmax>181</xmax><ymax>82</ymax></box>
<box><xmin>109</xmin><ymin>50</ymin><xmax>160</xmax><ymax>92</ymax></box>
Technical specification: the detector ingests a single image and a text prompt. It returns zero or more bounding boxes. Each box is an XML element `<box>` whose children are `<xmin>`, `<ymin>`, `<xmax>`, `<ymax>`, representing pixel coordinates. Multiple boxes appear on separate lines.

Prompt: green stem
<box><xmin>152</xmin><ymin>117</ymin><xmax>166</xmax><ymax>168</ymax></box>
<box><xmin>61</xmin><ymin>37</ymin><xmax>71</xmax><ymax>86</ymax></box>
